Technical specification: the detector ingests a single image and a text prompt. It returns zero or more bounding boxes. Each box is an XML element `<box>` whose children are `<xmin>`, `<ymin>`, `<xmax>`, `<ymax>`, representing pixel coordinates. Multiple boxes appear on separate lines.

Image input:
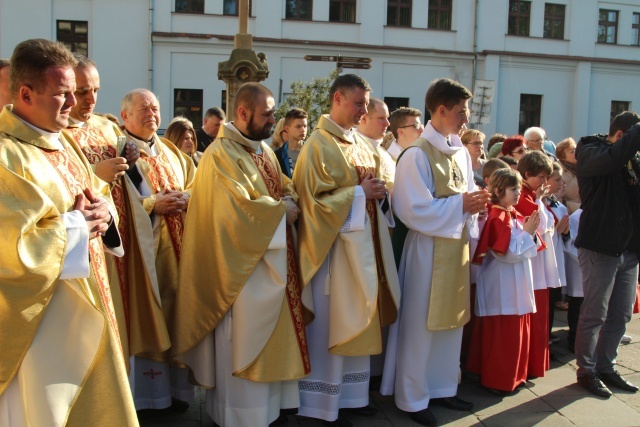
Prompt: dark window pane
<box><xmin>174</xmin><ymin>89</ymin><xmax>204</xmax><ymax>129</ymax></box>
<box><xmin>57</xmin><ymin>20</ymin><xmax>89</xmax><ymax>56</ymax></box>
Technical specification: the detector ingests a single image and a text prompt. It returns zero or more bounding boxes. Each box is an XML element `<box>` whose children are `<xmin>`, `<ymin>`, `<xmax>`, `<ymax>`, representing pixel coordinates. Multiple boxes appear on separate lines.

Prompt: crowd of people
<box><xmin>1</xmin><ymin>38</ymin><xmax>640</xmax><ymax>427</ymax></box>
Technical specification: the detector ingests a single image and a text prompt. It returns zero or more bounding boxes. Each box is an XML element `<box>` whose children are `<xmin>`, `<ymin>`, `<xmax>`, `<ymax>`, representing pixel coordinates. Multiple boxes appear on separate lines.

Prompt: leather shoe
<box><xmin>323</xmin><ymin>415</ymin><xmax>353</xmax><ymax>427</ymax></box>
<box><xmin>430</xmin><ymin>396</ymin><xmax>473</xmax><ymax>411</ymax></box>
<box><xmin>599</xmin><ymin>370</ymin><xmax>639</xmax><ymax>392</ymax></box>
<box><xmin>409</xmin><ymin>408</ymin><xmax>437</xmax><ymax>426</ymax></box>
<box><xmin>577</xmin><ymin>374</ymin><xmax>612</xmax><ymax>398</ymax></box>
<box><xmin>341</xmin><ymin>404</ymin><xmax>378</xmax><ymax>416</ymax></box>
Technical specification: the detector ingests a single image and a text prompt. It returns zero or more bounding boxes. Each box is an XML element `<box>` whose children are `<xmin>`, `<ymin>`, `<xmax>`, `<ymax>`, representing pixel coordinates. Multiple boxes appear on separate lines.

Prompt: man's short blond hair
<box><xmin>389</xmin><ymin>107</ymin><xmax>422</xmax><ymax>139</ymax></box>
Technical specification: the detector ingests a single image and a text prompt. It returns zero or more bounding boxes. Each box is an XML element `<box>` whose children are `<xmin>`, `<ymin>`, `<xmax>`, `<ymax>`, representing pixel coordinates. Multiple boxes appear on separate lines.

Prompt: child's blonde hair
<box><xmin>490</xmin><ymin>168</ymin><xmax>523</xmax><ymax>205</ymax></box>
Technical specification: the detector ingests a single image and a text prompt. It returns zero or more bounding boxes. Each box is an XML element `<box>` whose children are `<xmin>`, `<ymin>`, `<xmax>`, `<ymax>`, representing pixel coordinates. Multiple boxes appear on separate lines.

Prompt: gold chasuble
<box><xmin>293</xmin><ymin>115</ymin><xmax>400</xmax><ymax>356</ymax></box>
<box><xmin>413</xmin><ymin>137</ymin><xmax>470</xmax><ymax>331</ymax></box>
<box><xmin>62</xmin><ymin>115</ymin><xmax>170</xmax><ymax>368</ymax></box>
<box><xmin>174</xmin><ymin>125</ymin><xmax>310</xmax><ymax>385</ymax></box>
<box><xmin>0</xmin><ymin>107</ymin><xmax>137</xmax><ymax>426</ymax></box>
<box><xmin>125</xmin><ymin>132</ymin><xmax>196</xmax><ymax>362</ymax></box>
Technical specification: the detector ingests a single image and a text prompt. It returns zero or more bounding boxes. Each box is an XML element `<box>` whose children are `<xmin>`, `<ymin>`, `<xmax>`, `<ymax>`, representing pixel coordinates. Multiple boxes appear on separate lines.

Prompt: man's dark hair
<box><xmin>328</xmin><ymin>74</ymin><xmax>371</xmax><ymax>108</ymax></box>
<box><xmin>425</xmin><ymin>78</ymin><xmax>472</xmax><ymax>115</ymax></box>
<box><xmin>389</xmin><ymin>107</ymin><xmax>422</xmax><ymax>139</ymax></box>
<box><xmin>517</xmin><ymin>150</ymin><xmax>553</xmax><ymax>178</ymax></box>
<box><xmin>205</xmin><ymin>106</ymin><xmax>226</xmax><ymax>121</ymax></box>
<box><xmin>235</xmin><ymin>83</ymin><xmax>273</xmax><ymax>112</ymax></box>
<box><xmin>284</xmin><ymin>107</ymin><xmax>308</xmax><ymax>126</ymax></box>
<box><xmin>609</xmin><ymin>111</ymin><xmax>640</xmax><ymax>137</ymax></box>
<box><xmin>10</xmin><ymin>39</ymin><xmax>77</xmax><ymax>95</ymax></box>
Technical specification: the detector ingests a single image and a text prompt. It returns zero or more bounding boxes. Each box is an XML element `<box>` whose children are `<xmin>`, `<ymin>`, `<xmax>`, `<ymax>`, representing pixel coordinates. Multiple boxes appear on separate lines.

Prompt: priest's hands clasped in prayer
<box><xmin>462</xmin><ymin>189</ymin><xmax>491</xmax><ymax>214</ymax></box>
<box><xmin>153</xmin><ymin>188</ymin><xmax>189</xmax><ymax>215</ymax></box>
<box><xmin>75</xmin><ymin>187</ymin><xmax>113</xmax><ymax>239</ymax></box>
<box><xmin>360</xmin><ymin>172</ymin><xmax>387</xmax><ymax>199</ymax></box>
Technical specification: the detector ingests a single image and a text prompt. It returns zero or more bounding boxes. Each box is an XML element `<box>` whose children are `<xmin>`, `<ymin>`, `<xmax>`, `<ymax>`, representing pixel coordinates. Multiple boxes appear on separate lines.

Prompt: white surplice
<box><xmin>380</xmin><ymin>123</ymin><xmax>478</xmax><ymax>412</ymax></box>
<box><xmin>475</xmin><ymin>218</ymin><xmax>538</xmax><ymax>317</ymax></box>
<box><xmin>564</xmin><ymin>209</ymin><xmax>583</xmax><ymax>297</ymax></box>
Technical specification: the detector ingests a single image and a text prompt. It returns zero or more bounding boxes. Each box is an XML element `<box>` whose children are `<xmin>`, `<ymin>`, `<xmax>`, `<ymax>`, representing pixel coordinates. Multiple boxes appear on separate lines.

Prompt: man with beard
<box><xmin>62</xmin><ymin>56</ymin><xmax>170</xmax><ymax>372</ymax></box>
<box><xmin>174</xmin><ymin>82</ymin><xmax>310</xmax><ymax>427</ymax></box>
<box><xmin>0</xmin><ymin>38</ymin><xmax>137</xmax><ymax>425</ymax></box>
<box><xmin>121</xmin><ymin>88</ymin><xmax>196</xmax><ymax>411</ymax></box>
<box><xmin>294</xmin><ymin>74</ymin><xmax>400</xmax><ymax>426</ymax></box>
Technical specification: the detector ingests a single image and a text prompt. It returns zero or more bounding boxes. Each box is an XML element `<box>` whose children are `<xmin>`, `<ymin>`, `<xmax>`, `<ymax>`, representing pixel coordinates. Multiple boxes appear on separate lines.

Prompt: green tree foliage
<box><xmin>275</xmin><ymin>69</ymin><xmax>340</xmax><ymax>132</ymax></box>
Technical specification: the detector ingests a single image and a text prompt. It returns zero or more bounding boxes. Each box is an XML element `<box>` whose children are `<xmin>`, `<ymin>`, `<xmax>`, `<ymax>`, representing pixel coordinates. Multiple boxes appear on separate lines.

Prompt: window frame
<box><xmin>56</xmin><ymin>20</ymin><xmax>88</xmax><ymax>56</ymax></box>
<box><xmin>428</xmin><ymin>0</ymin><xmax>452</xmax><ymax>31</ymax></box>
<box><xmin>173</xmin><ymin>88</ymin><xmax>204</xmax><ymax>130</ymax></box>
<box><xmin>508</xmin><ymin>0</ymin><xmax>531</xmax><ymax>37</ymax></box>
<box><xmin>519</xmin><ymin>94</ymin><xmax>542</xmax><ymax>135</ymax></box>
<box><xmin>387</xmin><ymin>0</ymin><xmax>412</xmax><ymax>28</ymax></box>
<box><xmin>598</xmin><ymin>9</ymin><xmax>619</xmax><ymax>44</ymax></box>
<box><xmin>223</xmin><ymin>0</ymin><xmax>253</xmax><ymax>16</ymax></box>
<box><xmin>329</xmin><ymin>0</ymin><xmax>356</xmax><ymax>23</ymax></box>
<box><xmin>285</xmin><ymin>0</ymin><xmax>314</xmax><ymax>21</ymax></box>
<box><xmin>632</xmin><ymin>12</ymin><xmax>640</xmax><ymax>46</ymax></box>
<box><xmin>611</xmin><ymin>100</ymin><xmax>630</xmax><ymax>123</ymax></box>
<box><xmin>543</xmin><ymin>3</ymin><xmax>565</xmax><ymax>40</ymax></box>
<box><xmin>175</xmin><ymin>0</ymin><xmax>205</xmax><ymax>14</ymax></box>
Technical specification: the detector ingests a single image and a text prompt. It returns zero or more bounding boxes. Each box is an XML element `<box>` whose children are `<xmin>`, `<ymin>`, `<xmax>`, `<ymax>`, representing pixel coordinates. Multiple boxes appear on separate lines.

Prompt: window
<box><xmin>175</xmin><ymin>0</ymin><xmax>204</xmax><ymax>13</ymax></box>
<box><xmin>57</xmin><ymin>20</ymin><xmax>88</xmax><ymax>56</ymax></box>
<box><xmin>543</xmin><ymin>3</ymin><xmax>565</xmax><ymax>39</ymax></box>
<box><xmin>223</xmin><ymin>0</ymin><xmax>253</xmax><ymax>16</ymax></box>
<box><xmin>508</xmin><ymin>0</ymin><xmax>530</xmax><ymax>36</ymax></box>
<box><xmin>598</xmin><ymin>9</ymin><xmax>618</xmax><ymax>44</ymax></box>
<box><xmin>611</xmin><ymin>101</ymin><xmax>630</xmax><ymax>123</ymax></box>
<box><xmin>633</xmin><ymin>13</ymin><xmax>640</xmax><ymax>46</ymax></box>
<box><xmin>519</xmin><ymin>94</ymin><xmax>541</xmax><ymax>135</ymax></box>
<box><xmin>174</xmin><ymin>89</ymin><xmax>203</xmax><ymax>129</ymax></box>
<box><xmin>387</xmin><ymin>0</ymin><xmax>412</xmax><ymax>27</ymax></box>
<box><xmin>286</xmin><ymin>0</ymin><xmax>313</xmax><ymax>20</ymax></box>
<box><xmin>428</xmin><ymin>0</ymin><xmax>452</xmax><ymax>30</ymax></box>
<box><xmin>330</xmin><ymin>0</ymin><xmax>356</xmax><ymax>23</ymax></box>
<box><xmin>384</xmin><ymin>97</ymin><xmax>410</xmax><ymax>113</ymax></box>
<box><xmin>221</xmin><ymin>90</ymin><xmax>227</xmax><ymax>118</ymax></box>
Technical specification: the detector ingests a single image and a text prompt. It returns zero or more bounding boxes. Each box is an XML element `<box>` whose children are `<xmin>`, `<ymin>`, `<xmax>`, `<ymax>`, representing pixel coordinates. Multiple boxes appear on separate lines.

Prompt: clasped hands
<box><xmin>95</xmin><ymin>140</ymin><xmax>141</xmax><ymax>184</ymax></box>
<box><xmin>75</xmin><ymin>188</ymin><xmax>112</xmax><ymax>239</ymax></box>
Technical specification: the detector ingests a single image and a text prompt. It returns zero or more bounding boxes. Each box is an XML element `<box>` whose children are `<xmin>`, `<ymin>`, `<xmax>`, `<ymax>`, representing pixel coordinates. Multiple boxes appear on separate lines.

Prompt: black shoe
<box><xmin>485</xmin><ymin>387</ymin><xmax>507</xmax><ymax>397</ymax></box>
<box><xmin>168</xmin><ymin>398</ymin><xmax>190</xmax><ymax>412</ymax></box>
<box><xmin>598</xmin><ymin>370</ymin><xmax>639</xmax><ymax>392</ymax></box>
<box><xmin>577</xmin><ymin>374</ymin><xmax>612</xmax><ymax>398</ymax></box>
<box><xmin>567</xmin><ymin>342</ymin><xmax>575</xmax><ymax>353</ymax></box>
<box><xmin>323</xmin><ymin>415</ymin><xmax>353</xmax><ymax>427</ymax></box>
<box><xmin>341</xmin><ymin>404</ymin><xmax>378</xmax><ymax>417</ymax></box>
<box><xmin>409</xmin><ymin>408</ymin><xmax>437</xmax><ymax>426</ymax></box>
<box><xmin>269</xmin><ymin>414</ymin><xmax>289</xmax><ymax>426</ymax></box>
<box><xmin>430</xmin><ymin>396</ymin><xmax>473</xmax><ymax>411</ymax></box>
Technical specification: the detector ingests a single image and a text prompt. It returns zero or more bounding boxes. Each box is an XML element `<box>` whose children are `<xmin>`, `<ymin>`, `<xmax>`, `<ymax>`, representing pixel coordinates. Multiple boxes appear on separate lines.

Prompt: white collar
<box><xmin>421</xmin><ymin>122</ymin><xmax>462</xmax><ymax>155</ymax></box>
<box><xmin>16</xmin><ymin>115</ymin><xmax>63</xmax><ymax>149</ymax></box>
<box><xmin>325</xmin><ymin>115</ymin><xmax>355</xmax><ymax>142</ymax></box>
<box><xmin>355</xmin><ymin>129</ymin><xmax>383</xmax><ymax>148</ymax></box>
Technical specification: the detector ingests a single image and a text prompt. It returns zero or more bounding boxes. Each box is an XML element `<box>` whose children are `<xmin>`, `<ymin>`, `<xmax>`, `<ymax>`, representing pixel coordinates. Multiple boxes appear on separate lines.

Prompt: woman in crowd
<box><xmin>462</xmin><ymin>129</ymin><xmax>487</xmax><ymax>188</ymax></box>
<box><xmin>501</xmin><ymin>135</ymin><xmax>528</xmax><ymax>162</ymax></box>
<box><xmin>165</xmin><ymin>117</ymin><xmax>202</xmax><ymax>166</ymax></box>
<box><xmin>555</xmin><ymin>137</ymin><xmax>580</xmax><ymax>214</ymax></box>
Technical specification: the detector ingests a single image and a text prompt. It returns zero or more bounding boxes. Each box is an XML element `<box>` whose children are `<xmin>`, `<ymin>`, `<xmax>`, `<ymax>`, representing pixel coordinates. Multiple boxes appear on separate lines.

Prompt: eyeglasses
<box><xmin>464</xmin><ymin>141</ymin><xmax>484</xmax><ymax>147</ymax></box>
<box><xmin>512</xmin><ymin>147</ymin><xmax>529</xmax><ymax>155</ymax></box>
<box><xmin>398</xmin><ymin>123</ymin><xmax>423</xmax><ymax>130</ymax></box>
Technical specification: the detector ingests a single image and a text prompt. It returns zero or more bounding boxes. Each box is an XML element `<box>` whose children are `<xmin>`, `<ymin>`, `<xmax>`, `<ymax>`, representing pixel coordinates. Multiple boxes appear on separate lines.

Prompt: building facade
<box><xmin>1</xmin><ymin>0</ymin><xmax>639</xmax><ymax>141</ymax></box>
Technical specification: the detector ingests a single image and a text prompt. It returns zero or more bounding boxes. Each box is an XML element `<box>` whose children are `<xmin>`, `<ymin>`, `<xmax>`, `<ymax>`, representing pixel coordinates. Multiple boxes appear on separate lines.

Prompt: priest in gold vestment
<box><xmin>294</xmin><ymin>74</ymin><xmax>400</xmax><ymax>425</ymax></box>
<box><xmin>0</xmin><ymin>39</ymin><xmax>137</xmax><ymax>426</ymax></box>
<box><xmin>120</xmin><ymin>89</ymin><xmax>196</xmax><ymax>410</ymax></box>
<box><xmin>62</xmin><ymin>56</ymin><xmax>170</xmax><ymax>371</ymax></box>
<box><xmin>174</xmin><ymin>83</ymin><xmax>310</xmax><ymax>427</ymax></box>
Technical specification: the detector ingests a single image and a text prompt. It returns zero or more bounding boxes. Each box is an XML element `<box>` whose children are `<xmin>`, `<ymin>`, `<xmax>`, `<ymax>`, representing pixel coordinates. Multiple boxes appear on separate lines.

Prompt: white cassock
<box><xmin>128</xmin><ymin>142</ymin><xmax>195</xmax><ymax>410</ymax></box>
<box><xmin>534</xmin><ymin>199</ymin><xmax>562</xmax><ymax>291</ymax></box>
<box><xmin>549</xmin><ymin>202</ymin><xmax>569</xmax><ymax>288</ymax></box>
<box><xmin>564</xmin><ymin>209</ymin><xmax>583</xmax><ymax>297</ymax></box>
<box><xmin>475</xmin><ymin>219</ymin><xmax>538</xmax><ymax>316</ymax></box>
<box><xmin>298</xmin><ymin>186</ymin><xmax>371</xmax><ymax>421</ymax></box>
<box><xmin>380</xmin><ymin>124</ymin><xmax>478</xmax><ymax>412</ymax></box>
